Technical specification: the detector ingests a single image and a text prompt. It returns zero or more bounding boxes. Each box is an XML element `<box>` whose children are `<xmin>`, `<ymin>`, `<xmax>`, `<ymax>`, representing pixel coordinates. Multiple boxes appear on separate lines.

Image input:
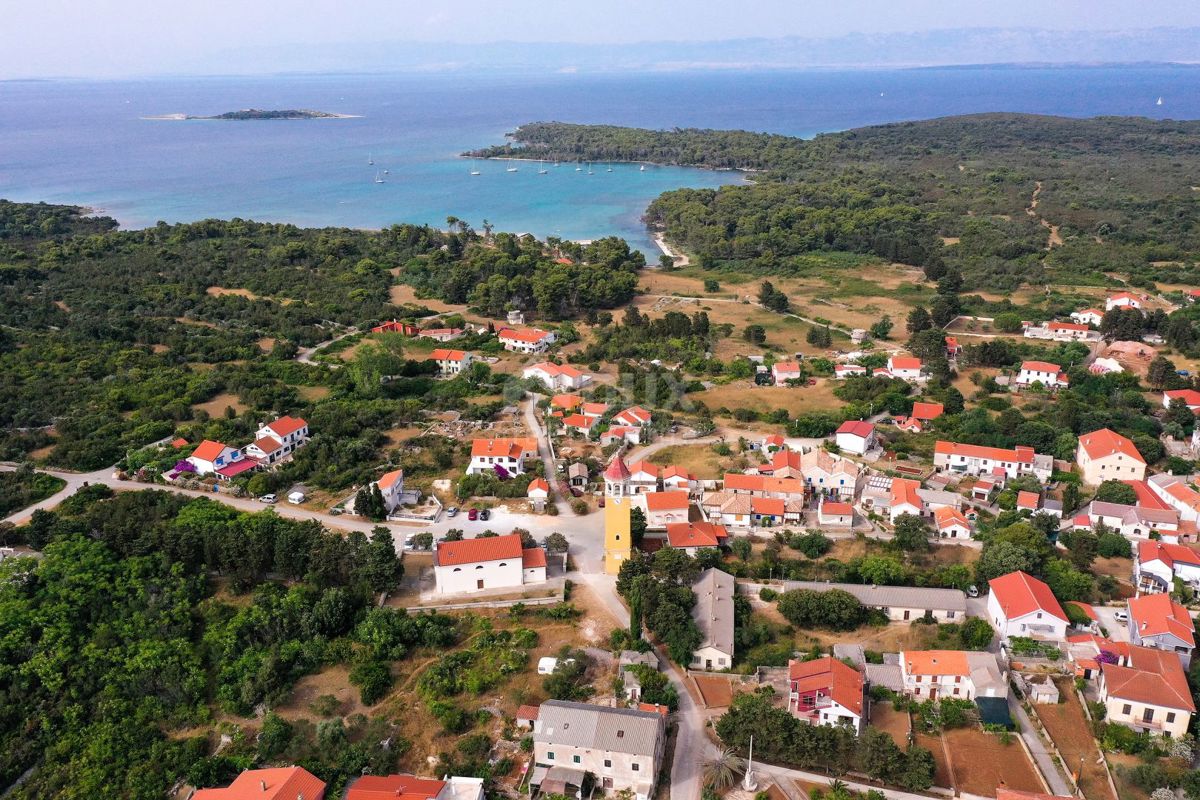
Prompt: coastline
<box><xmin>141</xmin><ymin>112</ymin><xmax>362</xmax><ymax>121</ymax></box>
<box><xmin>467</xmin><ymin>153</ymin><xmax>758</xmax><ymax>175</ymax></box>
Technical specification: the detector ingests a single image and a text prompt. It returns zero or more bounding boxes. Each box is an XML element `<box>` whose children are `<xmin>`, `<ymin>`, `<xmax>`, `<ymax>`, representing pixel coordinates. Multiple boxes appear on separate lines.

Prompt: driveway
<box><xmin>1092</xmin><ymin>605</ymin><xmax>1131</xmax><ymax>641</ymax></box>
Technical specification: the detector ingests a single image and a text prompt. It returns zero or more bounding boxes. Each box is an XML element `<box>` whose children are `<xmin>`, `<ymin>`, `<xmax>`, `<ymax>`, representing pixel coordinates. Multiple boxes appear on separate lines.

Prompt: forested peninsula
<box><xmin>469</xmin><ymin>114</ymin><xmax>1200</xmax><ymax>290</ymax></box>
<box><xmin>145</xmin><ymin>109</ymin><xmax>354</xmax><ymax>120</ymax></box>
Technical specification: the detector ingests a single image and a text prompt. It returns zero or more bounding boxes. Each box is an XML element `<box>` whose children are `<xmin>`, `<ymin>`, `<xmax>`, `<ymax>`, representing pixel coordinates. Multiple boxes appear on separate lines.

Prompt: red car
<box><xmin>467</xmin><ymin>508</ymin><xmax>479</xmax><ymax>521</ymax></box>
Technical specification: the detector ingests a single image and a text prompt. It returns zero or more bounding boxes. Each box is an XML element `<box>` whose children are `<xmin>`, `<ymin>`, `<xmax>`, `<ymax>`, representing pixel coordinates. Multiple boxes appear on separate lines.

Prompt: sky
<box><xmin>5</xmin><ymin>0</ymin><xmax>1200</xmax><ymax>78</ymax></box>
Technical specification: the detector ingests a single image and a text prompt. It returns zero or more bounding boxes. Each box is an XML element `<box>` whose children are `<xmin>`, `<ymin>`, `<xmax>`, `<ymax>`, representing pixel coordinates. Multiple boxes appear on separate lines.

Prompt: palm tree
<box><xmin>702</xmin><ymin>747</ymin><xmax>746</xmax><ymax>791</ymax></box>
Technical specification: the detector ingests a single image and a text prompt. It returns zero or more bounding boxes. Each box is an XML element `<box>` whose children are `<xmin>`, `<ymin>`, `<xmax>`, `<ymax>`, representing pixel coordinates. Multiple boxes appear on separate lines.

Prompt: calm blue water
<box><xmin>2</xmin><ymin>66</ymin><xmax>1198</xmax><ymax>254</ymax></box>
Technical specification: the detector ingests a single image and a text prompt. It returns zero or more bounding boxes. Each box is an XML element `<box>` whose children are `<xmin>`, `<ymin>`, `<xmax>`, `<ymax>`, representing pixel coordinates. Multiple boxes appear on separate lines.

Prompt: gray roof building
<box><xmin>534</xmin><ymin>700</ymin><xmax>664</xmax><ymax>758</ymax></box>
<box><xmin>692</xmin><ymin>568</ymin><xmax>736</xmax><ymax>661</ymax></box>
<box><xmin>780</xmin><ymin>580</ymin><xmax>966</xmax><ymax>614</ymax></box>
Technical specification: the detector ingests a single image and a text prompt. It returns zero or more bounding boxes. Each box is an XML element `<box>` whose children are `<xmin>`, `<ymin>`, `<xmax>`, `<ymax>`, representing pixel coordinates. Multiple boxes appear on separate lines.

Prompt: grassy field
<box><xmin>646</xmin><ymin>443</ymin><xmax>740</xmax><ymax>478</ymax></box>
<box><xmin>691</xmin><ymin>380</ymin><xmax>842</xmax><ymax>415</ymax></box>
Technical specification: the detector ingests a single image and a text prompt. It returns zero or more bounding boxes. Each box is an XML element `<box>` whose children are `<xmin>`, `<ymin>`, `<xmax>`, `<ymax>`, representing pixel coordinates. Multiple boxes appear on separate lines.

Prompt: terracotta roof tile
<box><xmin>435</xmin><ymin>533</ymin><xmax>524</xmax><ymax>567</ymax></box>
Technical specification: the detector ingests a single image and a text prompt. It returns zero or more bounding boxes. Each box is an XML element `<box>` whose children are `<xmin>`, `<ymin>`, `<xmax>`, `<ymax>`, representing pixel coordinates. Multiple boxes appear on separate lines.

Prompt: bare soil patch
<box><xmin>388</xmin><ymin>283</ymin><xmax>461</xmax><ymax>313</ymax></box>
<box><xmin>1033</xmin><ymin>679</ymin><xmax>1117</xmax><ymax>800</ymax></box>
<box><xmin>692</xmin><ymin>675</ymin><xmax>735</xmax><ymax>708</ymax></box>
<box><xmin>943</xmin><ymin>726</ymin><xmax>1043</xmax><ymax>796</ymax></box>
<box><xmin>297</xmin><ymin>385</ymin><xmax>331</xmax><ymax>402</ymax></box>
<box><xmin>193</xmin><ymin>392</ymin><xmax>248</xmax><ymax>417</ymax></box>
<box><xmin>870</xmin><ymin>702</ymin><xmax>912</xmax><ymax>748</ymax></box>
<box><xmin>647</xmin><ymin>444</ymin><xmax>731</xmax><ymax>479</ymax></box>
<box><xmin>206</xmin><ymin>286</ymin><xmax>259</xmax><ymax>300</ymax></box>
<box><xmin>915</xmin><ymin>732</ymin><xmax>954</xmax><ymax>790</ymax></box>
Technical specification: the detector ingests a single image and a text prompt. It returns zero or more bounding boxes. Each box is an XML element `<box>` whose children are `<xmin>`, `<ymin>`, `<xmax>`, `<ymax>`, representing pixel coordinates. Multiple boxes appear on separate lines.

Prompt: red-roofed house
<box><xmin>373</xmin><ymin>320</ymin><xmax>420</xmax><ymax>336</ymax></box>
<box><xmin>346</xmin><ymin>775</ymin><xmax>484</xmax><ymax>800</ymax></box>
<box><xmin>772</xmin><ymin>361</ymin><xmax>803</xmax><ymax>385</ymax></box>
<box><xmin>527</xmin><ymin>477</ymin><xmax>550</xmax><ymax>502</ymax></box>
<box><xmin>761</xmin><ymin>433</ymin><xmax>786</xmax><ymax>452</ymax></box>
<box><xmin>1016</xmin><ymin>490</ymin><xmax>1040</xmax><ymax>514</ymax></box>
<box><xmin>193</xmin><ymin>767</ymin><xmax>325</xmax><ymax>800</ymax></box>
<box><xmin>834</xmin><ymin>420</ymin><xmax>876</xmax><ymax>455</ymax></box>
<box><xmin>1135</xmin><ymin>540</ymin><xmax>1200</xmax><ymax>595</ymax></box>
<box><xmin>661</xmin><ymin>465</ymin><xmax>697</xmax><ymax>494</ymax></box>
<box><xmin>170</xmin><ymin>437</ymin><xmax>188</xmax><ymax>448</ymax></box>
<box><xmin>1046</xmin><ymin>321</ymin><xmax>1092</xmax><ymax>341</ymax></box>
<box><xmin>1127</xmin><ymin>593</ymin><xmax>1195</xmax><ymax>665</ymax></box>
<box><xmin>945</xmin><ymin>336</ymin><xmax>960</xmax><ymax>358</ymax></box>
<box><xmin>497</xmin><ymin>327</ymin><xmax>555</xmax><ymax>353</ymax></box>
<box><xmin>1015</xmin><ymin>361</ymin><xmax>1069</xmax><ymax>390</ymax></box>
<box><xmin>834</xmin><ymin>363</ymin><xmax>867</xmax><ymax>379</ymax></box>
<box><xmin>1163</xmin><ymin>389</ymin><xmax>1200</xmax><ymax>412</ymax></box>
<box><xmin>373</xmin><ymin>468</ymin><xmax>406</xmax><ymax>514</ymax></box>
<box><xmin>1099</xmin><ymin>644</ymin><xmax>1194</xmax><ymax>738</ymax></box>
<box><xmin>1070</xmin><ymin>309</ymin><xmax>1104</xmax><ymax>327</ymax></box>
<box><xmin>613</xmin><ymin>406</ymin><xmax>652</xmax><ymax>428</ymax></box>
<box><xmin>934</xmin><ymin>506</ymin><xmax>972</xmax><ymax>539</ymax></box>
<box><xmin>1105</xmin><ymin>292</ymin><xmax>1142</xmax><ymax>311</ymax></box>
<box><xmin>560</xmin><ymin>413</ymin><xmax>598</xmax><ymax>436</ymax></box>
<box><xmin>431</xmin><ymin>348</ymin><xmax>473</xmax><ymax>375</ymax></box>
<box><xmin>987</xmin><ymin>570</ymin><xmax>1068</xmax><ymax>641</ymax></box>
<box><xmin>467</xmin><ymin>437</ymin><xmax>534</xmax><ymax>476</ymax></box>
<box><xmin>1076</xmin><ymin>428</ymin><xmax>1146</xmax><ymax>484</ymax></box>
<box><xmin>627</xmin><ymin>461</ymin><xmax>660</xmax><ymax>494</ymax></box>
<box><xmin>600</xmin><ymin>425</ymin><xmax>642</xmax><ymax>446</ymax></box>
<box><xmin>876</xmin><ymin>355</ymin><xmax>924</xmax><ymax>382</ymax></box>
<box><xmin>637</xmin><ymin>490</ymin><xmax>692</xmax><ymax>529</ymax></box>
<box><xmin>187</xmin><ymin>439</ymin><xmax>245</xmax><ymax>476</ymax></box>
<box><xmin>523</xmin><ymin>361</ymin><xmax>589</xmax><ymax>391</ymax></box>
<box><xmin>817</xmin><ymin>500</ymin><xmax>853</xmax><ymax>528</ymax></box>
<box><xmin>433</xmin><ymin>533</ymin><xmax>547</xmax><ymax>594</ymax></box>
<box><xmin>664</xmin><ymin>521</ymin><xmax>728</xmax><ymax>554</ymax></box>
<box><xmin>551</xmin><ymin>393</ymin><xmax>583</xmax><ymax>413</ymax></box>
<box><xmin>911</xmin><ymin>401</ymin><xmax>944</xmax><ymax>422</ymax></box>
<box><xmin>253</xmin><ymin>416</ymin><xmax>309</xmax><ymax>462</ymax></box>
<box><xmin>787</xmin><ymin>656</ymin><xmax>865</xmax><ymax>733</ymax></box>
<box><xmin>245</xmin><ymin>435</ymin><xmax>285</xmax><ymax>465</ymax></box>
<box><xmin>934</xmin><ymin>440</ymin><xmax>1052</xmax><ymax>481</ymax></box>
<box><xmin>889</xmin><ymin>478</ymin><xmax>923</xmax><ymax>521</ymax></box>
<box><xmin>417</xmin><ymin>327</ymin><xmax>465</xmax><ymax>343</ymax></box>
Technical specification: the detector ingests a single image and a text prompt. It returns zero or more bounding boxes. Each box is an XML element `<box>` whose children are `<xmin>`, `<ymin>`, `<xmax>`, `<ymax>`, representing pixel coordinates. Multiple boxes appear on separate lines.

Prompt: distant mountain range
<box><xmin>194</xmin><ymin>27</ymin><xmax>1200</xmax><ymax>75</ymax></box>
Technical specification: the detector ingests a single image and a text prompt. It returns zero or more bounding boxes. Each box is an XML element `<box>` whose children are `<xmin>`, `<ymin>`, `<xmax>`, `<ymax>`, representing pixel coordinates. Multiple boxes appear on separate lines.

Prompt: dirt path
<box><xmin>1026</xmin><ymin>181</ymin><xmax>1063</xmax><ymax>249</ymax></box>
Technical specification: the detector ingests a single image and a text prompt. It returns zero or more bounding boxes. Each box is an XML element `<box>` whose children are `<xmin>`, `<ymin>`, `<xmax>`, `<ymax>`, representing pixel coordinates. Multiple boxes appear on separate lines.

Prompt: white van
<box><xmin>287</xmin><ymin>491</ymin><xmax>306</xmax><ymax>505</ymax></box>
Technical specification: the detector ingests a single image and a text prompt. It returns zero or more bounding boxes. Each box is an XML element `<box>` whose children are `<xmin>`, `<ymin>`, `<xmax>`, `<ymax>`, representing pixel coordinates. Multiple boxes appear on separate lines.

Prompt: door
<box><xmin>705</xmin><ymin>659</ymin><xmax>712</xmax><ymax>670</ymax></box>
<box><xmin>903</xmin><ymin>610</ymin><xmax>910</xmax><ymax>621</ymax></box>
<box><xmin>929</xmin><ymin>687</ymin><xmax>937</xmax><ymax>700</ymax></box>
<box><xmin>476</xmin><ymin>579</ymin><xmax>484</xmax><ymax>590</ymax></box>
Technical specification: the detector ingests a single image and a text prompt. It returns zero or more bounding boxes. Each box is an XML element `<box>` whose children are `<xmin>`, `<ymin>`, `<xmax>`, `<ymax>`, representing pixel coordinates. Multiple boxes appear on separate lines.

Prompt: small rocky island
<box><xmin>143</xmin><ymin>108</ymin><xmax>357</xmax><ymax>120</ymax></box>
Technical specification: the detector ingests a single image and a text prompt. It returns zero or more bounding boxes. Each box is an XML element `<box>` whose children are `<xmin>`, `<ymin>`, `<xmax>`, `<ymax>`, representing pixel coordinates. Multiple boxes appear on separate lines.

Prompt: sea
<box><xmin>2</xmin><ymin>65</ymin><xmax>1199</xmax><ymax>255</ymax></box>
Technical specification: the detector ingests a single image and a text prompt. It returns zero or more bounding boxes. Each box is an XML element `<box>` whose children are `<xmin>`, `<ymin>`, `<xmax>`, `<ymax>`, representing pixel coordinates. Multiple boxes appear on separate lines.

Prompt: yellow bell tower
<box><xmin>604</xmin><ymin>495</ymin><xmax>632</xmax><ymax>575</ymax></box>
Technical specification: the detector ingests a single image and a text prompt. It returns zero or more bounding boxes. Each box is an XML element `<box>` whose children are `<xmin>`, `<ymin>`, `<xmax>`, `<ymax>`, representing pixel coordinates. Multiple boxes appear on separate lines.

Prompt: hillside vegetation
<box><xmin>470</xmin><ymin>114</ymin><xmax>1200</xmax><ymax>290</ymax></box>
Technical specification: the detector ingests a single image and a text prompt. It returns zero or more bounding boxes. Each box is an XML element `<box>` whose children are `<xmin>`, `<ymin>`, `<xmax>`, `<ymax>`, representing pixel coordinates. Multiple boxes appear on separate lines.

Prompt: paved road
<box><xmin>572</xmin><ymin>570</ymin><xmax>714</xmax><ymax>800</ymax></box>
<box><xmin>295</xmin><ymin>327</ymin><xmax>359</xmax><ymax>366</ymax></box>
<box><xmin>522</xmin><ymin>394</ymin><xmax>572</xmax><ymax>515</ymax></box>
<box><xmin>1007</xmin><ymin>693</ymin><xmax>1076</xmax><ymax>797</ymax></box>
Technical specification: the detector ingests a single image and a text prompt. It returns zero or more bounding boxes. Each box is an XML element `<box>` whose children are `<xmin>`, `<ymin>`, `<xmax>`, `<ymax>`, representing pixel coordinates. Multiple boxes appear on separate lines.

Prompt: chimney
<box><xmin>261</xmin><ymin>781</ymin><xmax>267</xmax><ymax>792</ymax></box>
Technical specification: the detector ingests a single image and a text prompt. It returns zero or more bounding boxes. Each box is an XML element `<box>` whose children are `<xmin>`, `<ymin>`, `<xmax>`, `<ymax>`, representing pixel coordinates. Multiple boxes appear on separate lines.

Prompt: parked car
<box><xmin>446</xmin><ymin>506</ymin><xmax>459</xmax><ymax>518</ymax></box>
<box><xmin>259</xmin><ymin>494</ymin><xmax>277</xmax><ymax>504</ymax></box>
<box><xmin>1114</xmin><ymin>609</ymin><xmax>1129</xmax><ymax>622</ymax></box>
<box><xmin>569</xmin><ymin>487</ymin><xmax>583</xmax><ymax>498</ymax></box>
<box><xmin>479</xmin><ymin>509</ymin><xmax>491</xmax><ymax>521</ymax></box>
<box><xmin>597</xmin><ymin>497</ymin><xmax>605</xmax><ymax>508</ymax></box>
<box><xmin>468</xmin><ymin>508</ymin><xmax>479</xmax><ymax>521</ymax></box>
<box><xmin>287</xmin><ymin>491</ymin><xmax>306</xmax><ymax>504</ymax></box>
<box><xmin>966</xmin><ymin>585</ymin><xmax>979</xmax><ymax>598</ymax></box>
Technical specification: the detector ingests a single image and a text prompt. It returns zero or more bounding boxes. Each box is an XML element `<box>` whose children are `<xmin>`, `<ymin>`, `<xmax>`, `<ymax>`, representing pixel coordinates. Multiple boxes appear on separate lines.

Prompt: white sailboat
<box><xmin>383</xmin><ymin>168</ymin><xmax>389</xmax><ymax>175</ymax></box>
<box><xmin>639</xmin><ymin>164</ymin><xmax>646</xmax><ymax>172</ymax></box>
<box><xmin>373</xmin><ymin>171</ymin><xmax>384</xmax><ymax>184</ymax></box>
<box><xmin>368</xmin><ymin>153</ymin><xmax>374</xmax><ymax>165</ymax></box>
<box><xmin>606</xmin><ymin>165</ymin><xmax>613</xmax><ymax>172</ymax></box>
<box><xmin>575</xmin><ymin>163</ymin><xmax>583</xmax><ymax>172</ymax></box>
<box><xmin>506</xmin><ymin>164</ymin><xmax>519</xmax><ymax>172</ymax></box>
<box><xmin>469</xmin><ymin>160</ymin><xmax>481</xmax><ymax>175</ymax></box>
<box><xmin>1157</xmin><ymin>97</ymin><xmax>1164</xmax><ymax>106</ymax></box>
<box><xmin>587</xmin><ymin>162</ymin><xmax>594</xmax><ymax>175</ymax></box>
<box><xmin>538</xmin><ymin>160</ymin><xmax>548</xmax><ymax>174</ymax></box>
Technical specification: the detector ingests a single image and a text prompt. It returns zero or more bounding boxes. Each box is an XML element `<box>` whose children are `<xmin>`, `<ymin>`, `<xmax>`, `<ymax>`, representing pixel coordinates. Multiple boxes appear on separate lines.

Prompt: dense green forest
<box><xmin>0</xmin><ymin>201</ymin><xmax>640</xmax><ymax>469</ymax></box>
<box><xmin>0</xmin><ymin>487</ymin><xmax>454</xmax><ymax>798</ymax></box>
<box><xmin>470</xmin><ymin>115</ymin><xmax>1200</xmax><ymax>289</ymax></box>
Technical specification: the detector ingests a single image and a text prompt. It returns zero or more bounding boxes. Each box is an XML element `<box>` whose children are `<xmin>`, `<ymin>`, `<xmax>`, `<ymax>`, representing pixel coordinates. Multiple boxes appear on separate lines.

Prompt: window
<box><xmin>953</xmin><ymin>688</ymin><xmax>960</xmax><ymax>696</ymax></box>
<box><xmin>1167</xmin><ymin>712</ymin><xmax>1176</xmax><ymax>723</ymax></box>
<box><xmin>1142</xmin><ymin>708</ymin><xmax>1155</xmax><ymax>723</ymax></box>
<box><xmin>475</xmin><ymin>565</ymin><xmax>483</xmax><ymax>570</ymax></box>
<box><xmin>616</xmin><ymin>730</ymin><xmax>624</xmax><ymax>738</ymax></box>
<box><xmin>1122</xmin><ymin>704</ymin><xmax>1132</xmax><ymax>715</ymax></box>
<box><xmin>632</xmin><ymin>764</ymin><xmax>640</xmax><ymax>772</ymax></box>
<box><xmin>453</xmin><ymin>568</ymin><xmax>461</xmax><ymax>572</ymax></box>
<box><xmin>499</xmin><ymin>563</ymin><xmax>507</xmax><ymax>567</ymax></box>
<box><xmin>604</xmin><ymin>759</ymin><xmax>612</xmax><ymax>769</ymax></box>
<box><xmin>547</xmin><ymin>752</ymin><xmax>555</xmax><ymax>760</ymax></box>
<box><xmin>947</xmin><ymin>611</ymin><xmax>956</xmax><ymax>619</ymax></box>
<box><xmin>573</xmin><ymin>755</ymin><xmax>581</xmax><ymax>764</ymax></box>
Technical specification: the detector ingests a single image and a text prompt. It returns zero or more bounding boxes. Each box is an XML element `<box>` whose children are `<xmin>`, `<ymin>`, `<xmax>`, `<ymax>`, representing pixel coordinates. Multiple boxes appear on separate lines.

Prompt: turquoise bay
<box><xmin>2</xmin><ymin>67</ymin><xmax>1198</xmax><ymax>254</ymax></box>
